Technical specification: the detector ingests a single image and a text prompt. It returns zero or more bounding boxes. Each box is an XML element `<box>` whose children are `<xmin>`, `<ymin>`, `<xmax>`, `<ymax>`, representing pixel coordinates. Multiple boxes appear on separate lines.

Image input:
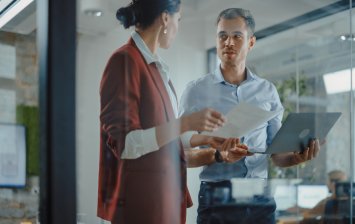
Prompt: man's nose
<box><xmin>225</xmin><ymin>36</ymin><xmax>235</xmax><ymax>46</ymax></box>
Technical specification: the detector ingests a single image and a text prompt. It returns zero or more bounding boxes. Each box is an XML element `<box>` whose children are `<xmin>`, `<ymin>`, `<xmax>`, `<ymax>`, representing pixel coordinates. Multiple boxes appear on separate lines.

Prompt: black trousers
<box><xmin>197</xmin><ymin>181</ymin><xmax>276</xmax><ymax>224</ymax></box>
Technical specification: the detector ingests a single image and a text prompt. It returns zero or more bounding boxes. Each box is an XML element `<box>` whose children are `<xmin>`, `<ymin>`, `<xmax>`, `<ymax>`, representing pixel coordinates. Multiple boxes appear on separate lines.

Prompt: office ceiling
<box><xmin>77</xmin><ymin>0</ymin><xmax>340</xmax><ymax>35</ymax></box>
<box><xmin>77</xmin><ymin>0</ymin><xmax>351</xmax><ymax>71</ymax></box>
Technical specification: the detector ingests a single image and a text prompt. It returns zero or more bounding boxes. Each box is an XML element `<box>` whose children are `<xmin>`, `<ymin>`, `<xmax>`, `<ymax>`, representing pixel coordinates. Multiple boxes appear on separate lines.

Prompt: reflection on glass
<box><xmin>297</xmin><ymin>185</ymin><xmax>329</xmax><ymax>209</ymax></box>
<box><xmin>76</xmin><ymin>1</ymin><xmax>354</xmax><ymax>224</ymax></box>
<box><xmin>323</xmin><ymin>69</ymin><xmax>354</xmax><ymax>94</ymax></box>
<box><xmin>0</xmin><ymin>0</ymin><xmax>39</xmax><ymax>221</ymax></box>
<box><xmin>248</xmin><ymin>3</ymin><xmax>353</xmax><ymax>223</ymax></box>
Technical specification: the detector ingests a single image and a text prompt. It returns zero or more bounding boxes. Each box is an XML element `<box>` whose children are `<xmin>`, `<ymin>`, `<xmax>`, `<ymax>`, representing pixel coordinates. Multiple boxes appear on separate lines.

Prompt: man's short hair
<box><xmin>216</xmin><ymin>8</ymin><xmax>255</xmax><ymax>36</ymax></box>
<box><xmin>328</xmin><ymin>170</ymin><xmax>347</xmax><ymax>180</ymax></box>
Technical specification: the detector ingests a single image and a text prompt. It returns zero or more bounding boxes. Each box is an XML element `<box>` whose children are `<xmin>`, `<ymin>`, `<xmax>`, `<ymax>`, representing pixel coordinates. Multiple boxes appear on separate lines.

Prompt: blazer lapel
<box><xmin>148</xmin><ymin>63</ymin><xmax>176</xmax><ymax>121</ymax></box>
<box><xmin>148</xmin><ymin>64</ymin><xmax>187</xmax><ymax>160</ymax></box>
<box><xmin>128</xmin><ymin>38</ymin><xmax>175</xmax><ymax>121</ymax></box>
<box><xmin>128</xmin><ymin>39</ymin><xmax>185</xmax><ymax>160</ymax></box>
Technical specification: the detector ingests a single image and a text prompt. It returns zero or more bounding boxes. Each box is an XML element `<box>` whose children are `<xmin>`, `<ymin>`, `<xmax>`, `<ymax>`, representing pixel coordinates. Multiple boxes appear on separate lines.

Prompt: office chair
<box><xmin>323</xmin><ymin>198</ymin><xmax>355</xmax><ymax>224</ymax></box>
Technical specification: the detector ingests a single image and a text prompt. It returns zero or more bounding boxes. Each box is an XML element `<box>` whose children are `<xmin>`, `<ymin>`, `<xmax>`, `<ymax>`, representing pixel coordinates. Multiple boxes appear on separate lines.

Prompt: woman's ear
<box><xmin>161</xmin><ymin>11</ymin><xmax>169</xmax><ymax>27</ymax></box>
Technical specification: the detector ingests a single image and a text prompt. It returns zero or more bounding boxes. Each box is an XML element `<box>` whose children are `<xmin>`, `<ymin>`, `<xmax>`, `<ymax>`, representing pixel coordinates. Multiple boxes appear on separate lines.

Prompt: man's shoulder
<box><xmin>249</xmin><ymin>71</ymin><xmax>266</xmax><ymax>82</ymax></box>
<box><xmin>182</xmin><ymin>73</ymin><xmax>215</xmax><ymax>100</ymax></box>
<box><xmin>250</xmin><ymin>72</ymin><xmax>277</xmax><ymax>89</ymax></box>
<box><xmin>187</xmin><ymin>73</ymin><xmax>215</xmax><ymax>88</ymax></box>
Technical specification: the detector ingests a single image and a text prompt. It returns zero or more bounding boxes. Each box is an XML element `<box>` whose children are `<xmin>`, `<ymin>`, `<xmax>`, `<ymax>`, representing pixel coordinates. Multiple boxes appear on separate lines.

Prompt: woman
<box><xmin>97</xmin><ymin>0</ymin><xmax>231</xmax><ymax>223</ymax></box>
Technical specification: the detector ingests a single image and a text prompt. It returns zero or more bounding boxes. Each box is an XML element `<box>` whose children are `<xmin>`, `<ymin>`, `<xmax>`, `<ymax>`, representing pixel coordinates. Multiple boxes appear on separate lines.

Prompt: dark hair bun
<box><xmin>116</xmin><ymin>0</ymin><xmax>180</xmax><ymax>30</ymax></box>
<box><xmin>116</xmin><ymin>5</ymin><xmax>136</xmax><ymax>29</ymax></box>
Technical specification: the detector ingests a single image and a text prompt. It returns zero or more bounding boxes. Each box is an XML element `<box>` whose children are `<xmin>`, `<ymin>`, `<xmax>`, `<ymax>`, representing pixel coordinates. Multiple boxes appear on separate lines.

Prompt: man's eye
<box><xmin>219</xmin><ymin>35</ymin><xmax>227</xmax><ymax>40</ymax></box>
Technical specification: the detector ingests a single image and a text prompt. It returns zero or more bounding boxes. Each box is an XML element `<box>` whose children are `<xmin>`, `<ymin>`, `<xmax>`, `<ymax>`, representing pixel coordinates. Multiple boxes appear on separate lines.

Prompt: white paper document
<box><xmin>202</xmin><ymin>102</ymin><xmax>280</xmax><ymax>138</ymax></box>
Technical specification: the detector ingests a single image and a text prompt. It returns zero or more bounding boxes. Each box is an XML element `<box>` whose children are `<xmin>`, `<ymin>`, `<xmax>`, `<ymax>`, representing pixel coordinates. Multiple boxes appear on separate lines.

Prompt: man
<box><xmin>179</xmin><ymin>8</ymin><xmax>320</xmax><ymax>224</ymax></box>
<box><xmin>302</xmin><ymin>170</ymin><xmax>347</xmax><ymax>219</ymax></box>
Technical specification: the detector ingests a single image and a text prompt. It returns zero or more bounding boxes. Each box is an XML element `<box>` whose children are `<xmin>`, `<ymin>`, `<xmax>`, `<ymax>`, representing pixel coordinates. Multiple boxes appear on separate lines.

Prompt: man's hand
<box><xmin>292</xmin><ymin>139</ymin><xmax>320</xmax><ymax>164</ymax></box>
<box><xmin>271</xmin><ymin>138</ymin><xmax>324</xmax><ymax>167</ymax></box>
<box><xmin>219</xmin><ymin>138</ymin><xmax>253</xmax><ymax>163</ymax></box>
<box><xmin>189</xmin><ymin>134</ymin><xmax>226</xmax><ymax>148</ymax></box>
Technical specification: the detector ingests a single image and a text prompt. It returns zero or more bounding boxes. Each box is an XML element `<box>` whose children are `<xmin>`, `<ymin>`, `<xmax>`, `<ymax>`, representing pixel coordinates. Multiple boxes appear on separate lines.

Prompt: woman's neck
<box><xmin>136</xmin><ymin>28</ymin><xmax>160</xmax><ymax>54</ymax></box>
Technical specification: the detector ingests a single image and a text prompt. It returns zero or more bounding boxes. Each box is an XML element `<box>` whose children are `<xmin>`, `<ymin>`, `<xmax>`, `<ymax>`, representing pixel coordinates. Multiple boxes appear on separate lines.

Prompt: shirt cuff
<box><xmin>180</xmin><ymin>131</ymin><xmax>197</xmax><ymax>149</ymax></box>
<box><xmin>121</xmin><ymin>127</ymin><xmax>159</xmax><ymax>159</ymax></box>
<box><xmin>142</xmin><ymin>127</ymin><xmax>160</xmax><ymax>153</ymax></box>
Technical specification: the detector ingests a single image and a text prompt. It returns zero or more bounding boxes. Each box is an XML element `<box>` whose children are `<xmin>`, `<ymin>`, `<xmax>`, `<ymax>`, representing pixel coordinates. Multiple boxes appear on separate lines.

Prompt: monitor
<box><xmin>297</xmin><ymin>185</ymin><xmax>329</xmax><ymax>208</ymax></box>
<box><xmin>0</xmin><ymin>123</ymin><xmax>26</xmax><ymax>187</ymax></box>
<box><xmin>335</xmin><ymin>182</ymin><xmax>355</xmax><ymax>198</ymax></box>
<box><xmin>274</xmin><ymin>185</ymin><xmax>297</xmax><ymax>211</ymax></box>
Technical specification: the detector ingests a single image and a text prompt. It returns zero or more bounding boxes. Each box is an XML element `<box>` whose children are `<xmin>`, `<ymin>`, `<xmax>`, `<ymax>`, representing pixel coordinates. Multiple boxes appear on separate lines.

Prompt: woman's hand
<box><xmin>181</xmin><ymin>108</ymin><xmax>226</xmax><ymax>133</ymax></box>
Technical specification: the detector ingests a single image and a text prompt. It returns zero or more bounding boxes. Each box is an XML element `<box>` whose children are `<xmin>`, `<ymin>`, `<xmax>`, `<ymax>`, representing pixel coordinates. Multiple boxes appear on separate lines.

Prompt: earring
<box><xmin>163</xmin><ymin>28</ymin><xmax>167</xmax><ymax>34</ymax></box>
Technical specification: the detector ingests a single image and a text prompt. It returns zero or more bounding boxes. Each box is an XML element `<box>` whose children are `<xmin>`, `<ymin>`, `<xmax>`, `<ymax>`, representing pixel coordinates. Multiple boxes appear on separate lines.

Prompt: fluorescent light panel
<box><xmin>0</xmin><ymin>0</ymin><xmax>34</xmax><ymax>29</ymax></box>
<box><xmin>323</xmin><ymin>68</ymin><xmax>355</xmax><ymax>94</ymax></box>
<box><xmin>0</xmin><ymin>0</ymin><xmax>16</xmax><ymax>12</ymax></box>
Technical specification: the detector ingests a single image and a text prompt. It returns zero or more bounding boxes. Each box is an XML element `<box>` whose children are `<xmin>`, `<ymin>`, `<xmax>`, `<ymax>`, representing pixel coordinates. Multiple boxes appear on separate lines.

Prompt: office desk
<box><xmin>276</xmin><ymin>215</ymin><xmax>303</xmax><ymax>224</ymax></box>
<box><xmin>204</xmin><ymin>197</ymin><xmax>276</xmax><ymax>224</ymax></box>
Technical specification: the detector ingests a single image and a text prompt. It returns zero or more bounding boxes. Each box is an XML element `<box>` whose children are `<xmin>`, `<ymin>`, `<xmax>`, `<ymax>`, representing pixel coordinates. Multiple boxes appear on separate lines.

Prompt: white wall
<box><xmin>76</xmin><ymin>27</ymin><xmax>130</xmax><ymax>223</ymax></box>
<box><xmin>76</xmin><ymin>18</ymin><xmax>206</xmax><ymax>224</ymax></box>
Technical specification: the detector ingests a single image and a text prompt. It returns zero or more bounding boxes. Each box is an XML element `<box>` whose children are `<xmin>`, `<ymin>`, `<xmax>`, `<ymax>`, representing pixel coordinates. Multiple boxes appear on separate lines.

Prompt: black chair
<box><xmin>299</xmin><ymin>182</ymin><xmax>355</xmax><ymax>224</ymax></box>
<box><xmin>323</xmin><ymin>198</ymin><xmax>355</xmax><ymax>224</ymax></box>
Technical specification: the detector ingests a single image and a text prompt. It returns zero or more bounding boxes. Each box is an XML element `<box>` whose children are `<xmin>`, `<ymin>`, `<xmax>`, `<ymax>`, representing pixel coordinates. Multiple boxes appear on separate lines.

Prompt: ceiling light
<box><xmin>339</xmin><ymin>34</ymin><xmax>355</xmax><ymax>41</ymax></box>
<box><xmin>84</xmin><ymin>9</ymin><xmax>103</xmax><ymax>17</ymax></box>
<box><xmin>0</xmin><ymin>0</ymin><xmax>34</xmax><ymax>29</ymax></box>
<box><xmin>80</xmin><ymin>0</ymin><xmax>105</xmax><ymax>18</ymax></box>
<box><xmin>323</xmin><ymin>68</ymin><xmax>355</xmax><ymax>94</ymax></box>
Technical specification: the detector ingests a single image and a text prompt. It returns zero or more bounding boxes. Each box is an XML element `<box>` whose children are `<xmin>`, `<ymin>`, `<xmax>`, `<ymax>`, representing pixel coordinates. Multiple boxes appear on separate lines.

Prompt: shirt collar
<box><xmin>213</xmin><ymin>64</ymin><xmax>256</xmax><ymax>85</ymax></box>
<box><xmin>131</xmin><ymin>31</ymin><xmax>169</xmax><ymax>73</ymax></box>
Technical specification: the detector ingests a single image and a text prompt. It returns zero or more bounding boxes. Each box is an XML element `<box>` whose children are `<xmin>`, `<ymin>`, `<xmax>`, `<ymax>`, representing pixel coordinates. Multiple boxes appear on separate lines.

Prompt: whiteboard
<box><xmin>0</xmin><ymin>43</ymin><xmax>15</xmax><ymax>79</ymax></box>
<box><xmin>0</xmin><ymin>89</ymin><xmax>16</xmax><ymax>123</ymax></box>
<box><xmin>0</xmin><ymin>124</ymin><xmax>26</xmax><ymax>187</ymax></box>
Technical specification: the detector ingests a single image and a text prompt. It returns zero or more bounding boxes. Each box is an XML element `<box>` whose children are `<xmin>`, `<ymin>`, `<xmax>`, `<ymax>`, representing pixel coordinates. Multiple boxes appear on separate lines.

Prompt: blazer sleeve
<box><xmin>100</xmin><ymin>50</ymin><xmax>141</xmax><ymax>159</ymax></box>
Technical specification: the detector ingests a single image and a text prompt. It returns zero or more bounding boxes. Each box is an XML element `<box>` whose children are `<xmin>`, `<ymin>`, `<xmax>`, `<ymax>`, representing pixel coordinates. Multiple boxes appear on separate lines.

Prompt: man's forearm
<box><xmin>184</xmin><ymin>148</ymin><xmax>216</xmax><ymax>168</ymax></box>
<box><xmin>271</xmin><ymin>153</ymin><xmax>298</xmax><ymax>167</ymax></box>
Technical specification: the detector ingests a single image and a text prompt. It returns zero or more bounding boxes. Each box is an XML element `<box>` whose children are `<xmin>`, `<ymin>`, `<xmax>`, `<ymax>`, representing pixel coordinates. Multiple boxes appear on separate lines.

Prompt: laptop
<box><xmin>249</xmin><ymin>112</ymin><xmax>341</xmax><ymax>154</ymax></box>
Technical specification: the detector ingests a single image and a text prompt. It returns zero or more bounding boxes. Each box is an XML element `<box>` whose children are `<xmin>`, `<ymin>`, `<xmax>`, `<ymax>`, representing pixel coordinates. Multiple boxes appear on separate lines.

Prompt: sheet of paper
<box><xmin>202</xmin><ymin>102</ymin><xmax>280</xmax><ymax>138</ymax></box>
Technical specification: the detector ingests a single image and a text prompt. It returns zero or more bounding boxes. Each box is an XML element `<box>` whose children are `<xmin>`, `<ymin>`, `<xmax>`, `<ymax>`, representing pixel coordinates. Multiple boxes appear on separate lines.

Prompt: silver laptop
<box><xmin>250</xmin><ymin>112</ymin><xmax>341</xmax><ymax>154</ymax></box>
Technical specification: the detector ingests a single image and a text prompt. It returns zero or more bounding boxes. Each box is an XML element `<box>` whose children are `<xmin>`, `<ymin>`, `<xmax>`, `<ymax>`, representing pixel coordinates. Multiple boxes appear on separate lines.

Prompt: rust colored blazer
<box><xmin>97</xmin><ymin>38</ymin><xmax>192</xmax><ymax>224</ymax></box>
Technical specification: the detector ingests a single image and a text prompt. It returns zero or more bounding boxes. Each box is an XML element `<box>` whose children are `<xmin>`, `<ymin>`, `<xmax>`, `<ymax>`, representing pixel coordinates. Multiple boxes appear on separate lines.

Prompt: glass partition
<box><xmin>0</xmin><ymin>2</ymin><xmax>39</xmax><ymax>222</ymax></box>
<box><xmin>248</xmin><ymin>4</ymin><xmax>353</xmax><ymax>222</ymax></box>
<box><xmin>75</xmin><ymin>0</ymin><xmax>354</xmax><ymax>224</ymax></box>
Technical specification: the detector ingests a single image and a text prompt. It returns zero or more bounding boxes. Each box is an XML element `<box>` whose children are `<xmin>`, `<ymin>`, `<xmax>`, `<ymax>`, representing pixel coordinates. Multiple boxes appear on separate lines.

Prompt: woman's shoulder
<box><xmin>110</xmin><ymin>42</ymin><xmax>142</xmax><ymax>61</ymax></box>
